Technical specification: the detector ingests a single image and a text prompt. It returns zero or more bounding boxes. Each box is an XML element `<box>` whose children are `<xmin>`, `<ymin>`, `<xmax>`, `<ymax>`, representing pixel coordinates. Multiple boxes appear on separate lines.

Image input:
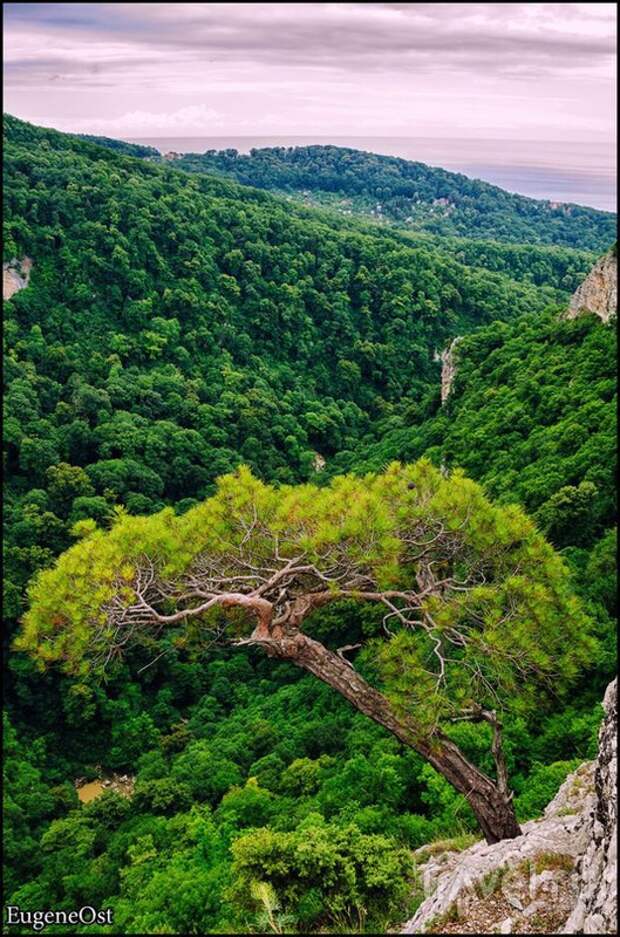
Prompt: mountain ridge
<box><xmin>168</xmin><ymin>143</ymin><xmax>616</xmax><ymax>250</ymax></box>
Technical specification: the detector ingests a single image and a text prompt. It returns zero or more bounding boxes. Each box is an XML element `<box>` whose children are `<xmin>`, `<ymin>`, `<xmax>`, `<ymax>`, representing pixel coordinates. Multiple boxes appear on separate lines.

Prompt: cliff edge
<box><xmin>400</xmin><ymin>678</ymin><xmax>617</xmax><ymax>934</ymax></box>
<box><xmin>440</xmin><ymin>337</ymin><xmax>462</xmax><ymax>404</ymax></box>
<box><xmin>567</xmin><ymin>248</ymin><xmax>617</xmax><ymax>323</ymax></box>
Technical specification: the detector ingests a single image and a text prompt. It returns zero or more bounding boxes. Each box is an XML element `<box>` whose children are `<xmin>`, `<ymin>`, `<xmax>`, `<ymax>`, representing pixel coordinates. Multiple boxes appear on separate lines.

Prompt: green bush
<box><xmin>229</xmin><ymin>814</ymin><xmax>413</xmax><ymax>930</ymax></box>
<box><xmin>515</xmin><ymin>760</ymin><xmax>581</xmax><ymax>821</ymax></box>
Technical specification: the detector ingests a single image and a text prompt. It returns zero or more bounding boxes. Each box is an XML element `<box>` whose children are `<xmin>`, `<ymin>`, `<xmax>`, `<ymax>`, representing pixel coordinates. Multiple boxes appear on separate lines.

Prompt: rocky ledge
<box><xmin>561</xmin><ymin>678</ymin><xmax>617</xmax><ymax>934</ymax></box>
<box><xmin>567</xmin><ymin>248</ymin><xmax>617</xmax><ymax>324</ymax></box>
<box><xmin>400</xmin><ymin>678</ymin><xmax>617</xmax><ymax>934</ymax></box>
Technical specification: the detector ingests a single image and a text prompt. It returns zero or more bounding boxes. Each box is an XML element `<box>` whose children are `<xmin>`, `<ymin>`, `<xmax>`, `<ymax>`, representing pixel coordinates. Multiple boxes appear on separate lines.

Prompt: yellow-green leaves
<box><xmin>18</xmin><ymin>460</ymin><xmax>595</xmax><ymax>716</ymax></box>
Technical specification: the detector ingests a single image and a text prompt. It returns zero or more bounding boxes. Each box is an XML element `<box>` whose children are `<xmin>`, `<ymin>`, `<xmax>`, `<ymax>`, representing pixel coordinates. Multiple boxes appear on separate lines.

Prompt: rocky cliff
<box><xmin>561</xmin><ymin>678</ymin><xmax>617</xmax><ymax>934</ymax></box>
<box><xmin>3</xmin><ymin>256</ymin><xmax>32</xmax><ymax>301</ymax></box>
<box><xmin>440</xmin><ymin>337</ymin><xmax>462</xmax><ymax>404</ymax></box>
<box><xmin>400</xmin><ymin>678</ymin><xmax>617</xmax><ymax>934</ymax></box>
<box><xmin>567</xmin><ymin>248</ymin><xmax>617</xmax><ymax>323</ymax></box>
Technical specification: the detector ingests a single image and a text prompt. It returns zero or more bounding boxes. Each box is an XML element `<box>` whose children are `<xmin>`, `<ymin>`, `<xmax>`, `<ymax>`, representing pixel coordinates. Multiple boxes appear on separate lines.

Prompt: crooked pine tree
<box><xmin>17</xmin><ymin>460</ymin><xmax>596</xmax><ymax>844</ymax></box>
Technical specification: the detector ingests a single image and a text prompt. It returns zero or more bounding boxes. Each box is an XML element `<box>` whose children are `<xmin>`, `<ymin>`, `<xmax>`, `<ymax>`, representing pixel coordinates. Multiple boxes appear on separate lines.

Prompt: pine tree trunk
<box><xmin>265</xmin><ymin>631</ymin><xmax>522</xmax><ymax>845</ymax></box>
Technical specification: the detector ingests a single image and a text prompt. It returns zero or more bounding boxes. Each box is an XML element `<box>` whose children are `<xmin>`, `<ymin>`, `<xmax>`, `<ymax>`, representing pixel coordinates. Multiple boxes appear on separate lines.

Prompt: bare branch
<box><xmin>336</xmin><ymin>643</ymin><xmax>362</xmax><ymax>669</ymax></box>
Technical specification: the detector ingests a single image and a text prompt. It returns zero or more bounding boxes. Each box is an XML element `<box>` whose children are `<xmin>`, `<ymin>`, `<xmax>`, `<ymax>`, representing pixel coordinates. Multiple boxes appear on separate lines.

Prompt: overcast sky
<box><xmin>3</xmin><ymin>2</ymin><xmax>616</xmax><ymax>143</ymax></box>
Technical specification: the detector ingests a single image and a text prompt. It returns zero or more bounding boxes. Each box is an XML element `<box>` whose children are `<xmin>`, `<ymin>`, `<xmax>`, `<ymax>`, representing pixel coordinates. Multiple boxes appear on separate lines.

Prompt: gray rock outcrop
<box><xmin>561</xmin><ymin>678</ymin><xmax>617</xmax><ymax>934</ymax></box>
<box><xmin>400</xmin><ymin>678</ymin><xmax>617</xmax><ymax>934</ymax></box>
<box><xmin>567</xmin><ymin>248</ymin><xmax>617</xmax><ymax>323</ymax></box>
<box><xmin>440</xmin><ymin>337</ymin><xmax>462</xmax><ymax>404</ymax></box>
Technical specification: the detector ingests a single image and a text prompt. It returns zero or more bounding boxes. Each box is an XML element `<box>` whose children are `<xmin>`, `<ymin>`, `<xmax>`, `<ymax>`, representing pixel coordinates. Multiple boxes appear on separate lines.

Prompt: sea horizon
<box><xmin>125</xmin><ymin>135</ymin><xmax>617</xmax><ymax>213</ymax></box>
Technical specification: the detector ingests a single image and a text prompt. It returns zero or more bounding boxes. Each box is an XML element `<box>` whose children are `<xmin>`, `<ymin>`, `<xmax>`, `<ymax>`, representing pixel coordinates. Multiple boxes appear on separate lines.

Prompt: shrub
<box><xmin>229</xmin><ymin>814</ymin><xmax>413</xmax><ymax>930</ymax></box>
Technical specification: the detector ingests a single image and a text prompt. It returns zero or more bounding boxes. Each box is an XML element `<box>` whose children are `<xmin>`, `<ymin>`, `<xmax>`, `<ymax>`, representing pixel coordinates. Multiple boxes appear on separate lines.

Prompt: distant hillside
<box><xmin>394</xmin><ymin>231</ymin><xmax>595</xmax><ymax>294</ymax></box>
<box><xmin>2</xmin><ymin>114</ymin><xmax>160</xmax><ymax>162</ymax></box>
<box><xmin>173</xmin><ymin>144</ymin><xmax>616</xmax><ymax>251</ymax></box>
<box><xmin>76</xmin><ymin>134</ymin><xmax>160</xmax><ymax>159</ymax></box>
<box><xmin>5</xmin><ymin>116</ymin><xmax>597</xmax><ymax>293</ymax></box>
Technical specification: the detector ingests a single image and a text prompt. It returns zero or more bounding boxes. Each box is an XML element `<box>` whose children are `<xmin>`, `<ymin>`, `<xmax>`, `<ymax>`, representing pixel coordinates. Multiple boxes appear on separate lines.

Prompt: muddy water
<box><xmin>76</xmin><ymin>780</ymin><xmax>105</xmax><ymax>803</ymax></box>
<box><xmin>76</xmin><ymin>773</ymin><xmax>135</xmax><ymax>803</ymax></box>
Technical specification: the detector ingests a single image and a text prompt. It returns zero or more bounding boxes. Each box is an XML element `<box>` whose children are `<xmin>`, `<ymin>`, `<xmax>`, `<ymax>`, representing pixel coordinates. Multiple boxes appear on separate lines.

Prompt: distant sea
<box><xmin>128</xmin><ymin>135</ymin><xmax>617</xmax><ymax>213</ymax></box>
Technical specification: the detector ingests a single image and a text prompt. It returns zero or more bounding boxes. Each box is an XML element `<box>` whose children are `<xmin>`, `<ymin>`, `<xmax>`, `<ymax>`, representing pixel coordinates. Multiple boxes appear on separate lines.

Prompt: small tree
<box><xmin>17</xmin><ymin>461</ymin><xmax>595</xmax><ymax>844</ymax></box>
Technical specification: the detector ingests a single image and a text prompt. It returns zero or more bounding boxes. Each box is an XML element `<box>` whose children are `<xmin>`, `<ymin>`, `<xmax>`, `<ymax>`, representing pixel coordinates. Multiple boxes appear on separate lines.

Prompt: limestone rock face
<box><xmin>561</xmin><ymin>678</ymin><xmax>617</xmax><ymax>934</ymax></box>
<box><xmin>567</xmin><ymin>249</ymin><xmax>617</xmax><ymax>323</ymax></box>
<box><xmin>400</xmin><ymin>678</ymin><xmax>617</xmax><ymax>934</ymax></box>
<box><xmin>3</xmin><ymin>256</ymin><xmax>32</xmax><ymax>301</ymax></box>
<box><xmin>440</xmin><ymin>337</ymin><xmax>462</xmax><ymax>405</ymax></box>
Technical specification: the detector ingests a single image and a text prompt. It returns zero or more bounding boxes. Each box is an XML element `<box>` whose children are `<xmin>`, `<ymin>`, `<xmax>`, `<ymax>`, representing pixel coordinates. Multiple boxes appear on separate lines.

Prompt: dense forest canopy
<box><xmin>405</xmin><ymin>235</ymin><xmax>596</xmax><ymax>292</ymax></box>
<box><xmin>3</xmin><ymin>115</ymin><xmax>617</xmax><ymax>933</ymax></box>
<box><xmin>171</xmin><ymin>144</ymin><xmax>616</xmax><ymax>251</ymax></box>
<box><xmin>4</xmin><ymin>112</ymin><xmax>570</xmax><ymax>623</ymax></box>
<box><xmin>331</xmin><ymin>311</ymin><xmax>616</xmax><ymax>549</ymax></box>
<box><xmin>46</xmin><ymin>125</ymin><xmax>606</xmax><ymax>294</ymax></box>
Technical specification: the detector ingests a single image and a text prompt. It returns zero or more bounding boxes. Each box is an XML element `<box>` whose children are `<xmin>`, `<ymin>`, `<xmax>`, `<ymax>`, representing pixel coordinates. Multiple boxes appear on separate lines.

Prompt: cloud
<box><xmin>36</xmin><ymin>104</ymin><xmax>224</xmax><ymax>135</ymax></box>
<box><xmin>2</xmin><ymin>2</ymin><xmax>616</xmax><ymax>145</ymax></box>
<box><xmin>3</xmin><ymin>2</ymin><xmax>616</xmax><ymax>79</ymax></box>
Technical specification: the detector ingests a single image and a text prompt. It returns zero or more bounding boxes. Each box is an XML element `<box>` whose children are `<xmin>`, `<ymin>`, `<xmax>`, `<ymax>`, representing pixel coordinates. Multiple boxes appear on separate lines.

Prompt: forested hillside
<box><xmin>3</xmin><ymin>113</ymin><xmax>565</xmax><ymax>621</ymax></box>
<box><xmin>3</xmin><ymin>115</ymin><xmax>616</xmax><ymax>934</ymax></box>
<box><xmin>172</xmin><ymin>144</ymin><xmax>616</xmax><ymax>250</ymax></box>
<box><xmin>331</xmin><ymin>310</ymin><xmax>616</xmax><ymax>549</ymax></box>
<box><xmin>61</xmin><ymin>128</ymin><xmax>604</xmax><ymax>293</ymax></box>
<box><xmin>337</xmin><ymin>308</ymin><xmax>617</xmax><ymax>682</ymax></box>
<box><xmin>76</xmin><ymin>134</ymin><xmax>160</xmax><ymax>159</ymax></box>
<box><xmin>408</xmin><ymin>235</ymin><xmax>596</xmax><ymax>292</ymax></box>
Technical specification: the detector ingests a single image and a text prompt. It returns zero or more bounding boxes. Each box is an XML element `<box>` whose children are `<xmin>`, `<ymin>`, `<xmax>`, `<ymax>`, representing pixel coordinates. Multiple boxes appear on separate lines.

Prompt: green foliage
<box><xmin>175</xmin><ymin>144</ymin><xmax>616</xmax><ymax>250</ymax></box>
<box><xmin>19</xmin><ymin>462</ymin><xmax>596</xmax><ymax>737</ymax></box>
<box><xmin>346</xmin><ymin>311</ymin><xmax>616</xmax><ymax>554</ymax></box>
<box><xmin>3</xmin><ymin>713</ymin><xmax>61</xmax><ymax>897</ymax></box>
<box><xmin>111</xmin><ymin>808</ymin><xmax>232</xmax><ymax>934</ymax></box>
<box><xmin>75</xmin><ymin>134</ymin><xmax>160</xmax><ymax>159</ymax></box>
<box><xmin>585</xmin><ymin>528</ymin><xmax>617</xmax><ymax>616</ymax></box>
<box><xmin>536</xmin><ymin>481</ymin><xmax>600</xmax><ymax>548</ymax></box>
<box><xmin>229</xmin><ymin>814</ymin><xmax>413</xmax><ymax>930</ymax></box>
<box><xmin>5</xmin><ymin>113</ymin><xmax>570</xmax><ymax>642</ymax></box>
<box><xmin>514</xmin><ymin>760</ymin><xmax>581</xmax><ymax>821</ymax></box>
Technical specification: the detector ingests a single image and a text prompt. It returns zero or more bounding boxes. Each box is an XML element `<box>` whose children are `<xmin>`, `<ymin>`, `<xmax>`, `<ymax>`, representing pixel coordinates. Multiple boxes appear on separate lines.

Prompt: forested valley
<box><xmin>3</xmin><ymin>115</ymin><xmax>617</xmax><ymax>934</ymax></box>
